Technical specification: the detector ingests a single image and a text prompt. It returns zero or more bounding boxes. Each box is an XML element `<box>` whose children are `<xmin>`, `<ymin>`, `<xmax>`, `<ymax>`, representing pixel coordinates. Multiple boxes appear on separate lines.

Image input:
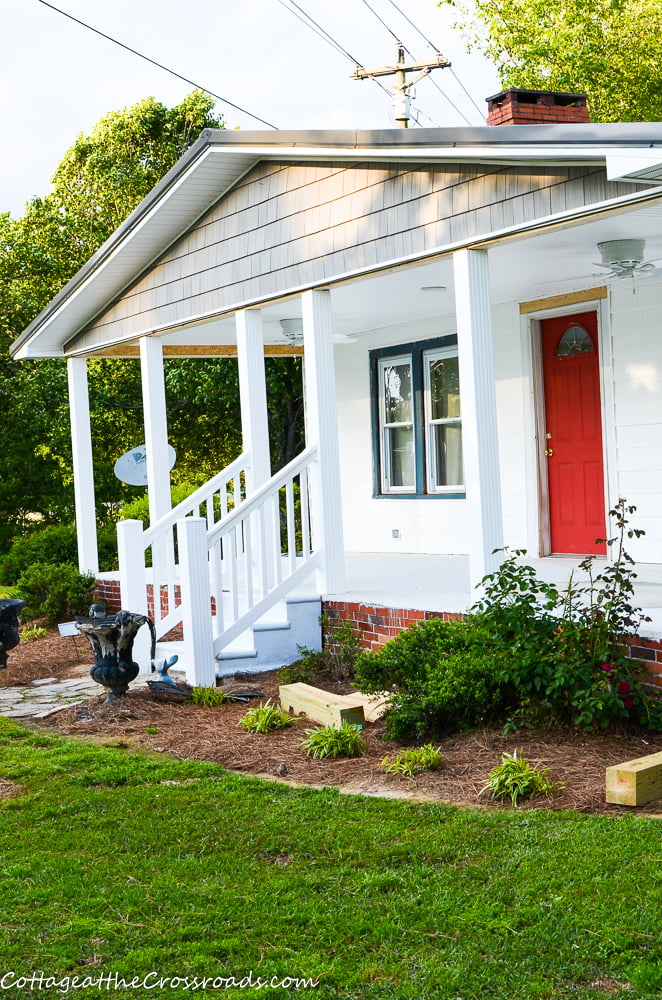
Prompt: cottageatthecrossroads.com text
<box><xmin>0</xmin><ymin>972</ymin><xmax>320</xmax><ymax>992</ymax></box>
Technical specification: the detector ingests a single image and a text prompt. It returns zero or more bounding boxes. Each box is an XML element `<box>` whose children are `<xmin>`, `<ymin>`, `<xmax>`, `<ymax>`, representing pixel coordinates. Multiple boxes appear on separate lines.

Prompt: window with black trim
<box><xmin>371</xmin><ymin>336</ymin><xmax>464</xmax><ymax>497</ymax></box>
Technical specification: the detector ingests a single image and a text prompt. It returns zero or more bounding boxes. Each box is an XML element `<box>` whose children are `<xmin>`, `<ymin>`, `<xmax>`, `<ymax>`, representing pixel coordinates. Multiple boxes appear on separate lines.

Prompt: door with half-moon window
<box><xmin>541</xmin><ymin>311</ymin><xmax>607</xmax><ymax>555</ymax></box>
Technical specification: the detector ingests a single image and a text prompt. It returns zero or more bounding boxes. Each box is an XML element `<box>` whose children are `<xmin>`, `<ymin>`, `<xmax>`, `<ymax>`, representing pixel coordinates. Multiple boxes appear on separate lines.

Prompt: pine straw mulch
<box><xmin>3</xmin><ymin>627</ymin><xmax>662</xmax><ymax>816</ymax></box>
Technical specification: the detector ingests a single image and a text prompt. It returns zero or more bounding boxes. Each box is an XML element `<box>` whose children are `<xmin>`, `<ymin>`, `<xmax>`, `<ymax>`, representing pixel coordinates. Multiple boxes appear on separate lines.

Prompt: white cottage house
<box><xmin>12</xmin><ymin>89</ymin><xmax>662</xmax><ymax>685</ymax></box>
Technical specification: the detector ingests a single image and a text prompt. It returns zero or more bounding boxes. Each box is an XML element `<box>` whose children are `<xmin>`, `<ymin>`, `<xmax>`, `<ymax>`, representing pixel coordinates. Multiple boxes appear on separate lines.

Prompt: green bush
<box><xmin>354</xmin><ymin>616</ymin><xmax>507</xmax><ymax>739</ymax></box>
<box><xmin>473</xmin><ymin>500</ymin><xmax>660</xmax><ymax>730</ymax></box>
<box><xmin>0</xmin><ymin>523</ymin><xmax>117</xmax><ymax>584</ymax></box>
<box><xmin>15</xmin><ymin>562</ymin><xmax>96</xmax><ymax>623</ymax></box>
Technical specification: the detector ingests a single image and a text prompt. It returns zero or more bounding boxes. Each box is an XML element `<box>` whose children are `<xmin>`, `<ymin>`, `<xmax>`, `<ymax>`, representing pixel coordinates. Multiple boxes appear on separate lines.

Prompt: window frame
<box><xmin>370</xmin><ymin>335</ymin><xmax>465</xmax><ymax>499</ymax></box>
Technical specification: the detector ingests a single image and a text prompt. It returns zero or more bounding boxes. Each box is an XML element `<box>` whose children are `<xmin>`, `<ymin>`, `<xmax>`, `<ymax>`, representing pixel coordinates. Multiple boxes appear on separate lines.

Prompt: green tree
<box><xmin>444</xmin><ymin>0</ymin><xmax>662</xmax><ymax>122</ymax></box>
<box><xmin>1</xmin><ymin>91</ymin><xmax>304</xmax><ymax>556</ymax></box>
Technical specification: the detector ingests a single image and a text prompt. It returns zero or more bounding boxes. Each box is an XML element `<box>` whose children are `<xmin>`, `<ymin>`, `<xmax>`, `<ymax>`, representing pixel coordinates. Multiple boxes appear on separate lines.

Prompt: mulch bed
<box><xmin>3</xmin><ymin>627</ymin><xmax>662</xmax><ymax>816</ymax></box>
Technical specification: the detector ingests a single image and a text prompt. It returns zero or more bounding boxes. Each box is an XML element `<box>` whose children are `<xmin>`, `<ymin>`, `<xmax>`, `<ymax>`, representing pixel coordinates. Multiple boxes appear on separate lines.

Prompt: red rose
<box><xmin>623</xmin><ymin>697</ymin><xmax>634</xmax><ymax>711</ymax></box>
<box><xmin>601</xmin><ymin>663</ymin><xmax>615</xmax><ymax>672</ymax></box>
<box><xmin>618</xmin><ymin>681</ymin><xmax>631</xmax><ymax>695</ymax></box>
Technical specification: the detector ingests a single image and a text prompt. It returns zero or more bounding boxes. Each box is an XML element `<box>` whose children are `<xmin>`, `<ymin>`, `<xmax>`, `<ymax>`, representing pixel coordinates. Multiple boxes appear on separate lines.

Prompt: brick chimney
<box><xmin>486</xmin><ymin>89</ymin><xmax>589</xmax><ymax>125</ymax></box>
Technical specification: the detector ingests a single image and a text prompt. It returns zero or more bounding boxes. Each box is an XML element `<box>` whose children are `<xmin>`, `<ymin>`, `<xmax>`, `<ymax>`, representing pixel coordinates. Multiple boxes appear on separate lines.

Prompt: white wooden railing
<box><xmin>206</xmin><ymin>445</ymin><xmax>319</xmax><ymax>655</ymax></box>
<box><xmin>117</xmin><ymin>447</ymin><xmax>319</xmax><ymax>683</ymax></box>
<box><xmin>118</xmin><ymin>452</ymin><xmax>247</xmax><ymax>641</ymax></box>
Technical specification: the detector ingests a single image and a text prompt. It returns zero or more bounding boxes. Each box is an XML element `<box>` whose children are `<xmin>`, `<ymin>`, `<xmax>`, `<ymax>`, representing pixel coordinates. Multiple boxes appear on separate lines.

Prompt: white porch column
<box><xmin>453</xmin><ymin>248</ymin><xmax>504</xmax><ymax>586</ymax></box>
<box><xmin>139</xmin><ymin>336</ymin><xmax>172</xmax><ymax>523</ymax></box>
<box><xmin>178</xmin><ymin>517</ymin><xmax>216</xmax><ymax>687</ymax></box>
<box><xmin>236</xmin><ymin>308</ymin><xmax>271</xmax><ymax>491</ymax></box>
<box><xmin>117</xmin><ymin>518</ymin><xmax>151</xmax><ymax>673</ymax></box>
<box><xmin>67</xmin><ymin>357</ymin><xmax>99</xmax><ymax>574</ymax></box>
<box><xmin>301</xmin><ymin>288</ymin><xmax>345</xmax><ymax>594</ymax></box>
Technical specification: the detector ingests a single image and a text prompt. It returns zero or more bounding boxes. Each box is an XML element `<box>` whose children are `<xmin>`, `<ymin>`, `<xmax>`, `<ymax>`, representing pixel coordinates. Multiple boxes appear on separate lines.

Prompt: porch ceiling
<box><xmin>102</xmin><ymin>195</ymin><xmax>662</xmax><ymax>351</ymax></box>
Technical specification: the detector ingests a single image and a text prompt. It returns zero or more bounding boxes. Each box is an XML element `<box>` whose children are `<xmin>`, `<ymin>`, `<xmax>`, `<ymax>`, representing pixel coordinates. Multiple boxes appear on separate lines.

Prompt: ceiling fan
<box><xmin>536</xmin><ymin>238</ymin><xmax>662</xmax><ymax>287</ymax></box>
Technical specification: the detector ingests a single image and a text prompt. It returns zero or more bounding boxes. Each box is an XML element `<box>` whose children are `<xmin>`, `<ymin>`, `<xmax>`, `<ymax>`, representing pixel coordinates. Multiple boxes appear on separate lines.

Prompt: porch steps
<box><xmin>154</xmin><ymin>596</ymin><xmax>322</xmax><ymax>683</ymax></box>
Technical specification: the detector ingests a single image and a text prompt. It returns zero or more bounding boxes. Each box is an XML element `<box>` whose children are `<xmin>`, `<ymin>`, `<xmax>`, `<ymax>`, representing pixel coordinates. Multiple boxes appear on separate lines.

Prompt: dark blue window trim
<box><xmin>370</xmin><ymin>335</ymin><xmax>465</xmax><ymax>499</ymax></box>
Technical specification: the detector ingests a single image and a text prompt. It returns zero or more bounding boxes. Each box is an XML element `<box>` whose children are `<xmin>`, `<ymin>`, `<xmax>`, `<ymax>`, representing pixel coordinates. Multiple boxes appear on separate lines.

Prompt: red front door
<box><xmin>541</xmin><ymin>311</ymin><xmax>606</xmax><ymax>555</ymax></box>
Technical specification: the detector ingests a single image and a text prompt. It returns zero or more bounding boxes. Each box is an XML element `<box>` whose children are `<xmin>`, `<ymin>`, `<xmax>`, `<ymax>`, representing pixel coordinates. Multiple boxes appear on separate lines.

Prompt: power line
<box><xmin>276</xmin><ymin>0</ymin><xmax>365</xmax><ymax>68</ymax></box>
<box><xmin>272</xmin><ymin>0</ymin><xmax>353</xmax><ymax>62</ymax></box>
<box><xmin>357</xmin><ymin>0</ymin><xmax>400</xmax><ymax>44</ymax></box>
<box><xmin>34</xmin><ymin>0</ymin><xmax>278</xmax><ymax>129</ymax></box>
<box><xmin>380</xmin><ymin>0</ymin><xmax>486</xmax><ymax>120</ymax></box>
<box><xmin>273</xmin><ymin>0</ymin><xmax>394</xmax><ymax>103</ymax></box>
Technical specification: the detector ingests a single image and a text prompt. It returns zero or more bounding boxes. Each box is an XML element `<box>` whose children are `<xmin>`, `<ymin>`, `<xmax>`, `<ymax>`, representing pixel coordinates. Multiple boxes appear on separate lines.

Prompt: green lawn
<box><xmin>0</xmin><ymin>718</ymin><xmax>660</xmax><ymax>1000</ymax></box>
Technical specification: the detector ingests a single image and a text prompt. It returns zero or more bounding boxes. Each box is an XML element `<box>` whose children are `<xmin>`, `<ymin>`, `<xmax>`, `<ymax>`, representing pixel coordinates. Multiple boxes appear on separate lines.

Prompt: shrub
<box><xmin>238</xmin><ymin>700</ymin><xmax>292</xmax><ymax>734</ymax></box>
<box><xmin>15</xmin><ymin>562</ymin><xmax>96</xmax><ymax>623</ymax></box>
<box><xmin>480</xmin><ymin>750</ymin><xmax>559</xmax><ymax>807</ymax></box>
<box><xmin>381</xmin><ymin>744</ymin><xmax>443</xmax><ymax>777</ymax></box>
<box><xmin>0</xmin><ymin>523</ymin><xmax>117</xmax><ymax>584</ymax></box>
<box><xmin>473</xmin><ymin>500</ymin><xmax>658</xmax><ymax>730</ymax></box>
<box><xmin>354</xmin><ymin>616</ymin><xmax>507</xmax><ymax>739</ymax></box>
<box><xmin>300</xmin><ymin>721</ymin><xmax>366</xmax><ymax>759</ymax></box>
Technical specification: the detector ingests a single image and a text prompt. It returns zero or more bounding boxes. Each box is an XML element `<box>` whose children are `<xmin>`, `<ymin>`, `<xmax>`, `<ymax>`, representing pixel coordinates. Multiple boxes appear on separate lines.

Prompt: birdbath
<box><xmin>0</xmin><ymin>598</ymin><xmax>26</xmax><ymax>669</ymax></box>
<box><xmin>75</xmin><ymin>609</ymin><xmax>155</xmax><ymax>702</ymax></box>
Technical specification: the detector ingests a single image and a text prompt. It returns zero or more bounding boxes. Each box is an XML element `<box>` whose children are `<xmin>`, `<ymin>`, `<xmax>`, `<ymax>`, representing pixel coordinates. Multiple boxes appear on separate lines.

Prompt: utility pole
<box><xmin>352</xmin><ymin>43</ymin><xmax>450</xmax><ymax>128</ymax></box>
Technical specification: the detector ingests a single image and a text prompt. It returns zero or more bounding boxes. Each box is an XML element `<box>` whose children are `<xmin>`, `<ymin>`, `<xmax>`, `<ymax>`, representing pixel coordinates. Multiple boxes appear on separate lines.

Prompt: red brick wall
<box><xmin>322</xmin><ymin>600</ymin><xmax>662</xmax><ymax>689</ymax></box>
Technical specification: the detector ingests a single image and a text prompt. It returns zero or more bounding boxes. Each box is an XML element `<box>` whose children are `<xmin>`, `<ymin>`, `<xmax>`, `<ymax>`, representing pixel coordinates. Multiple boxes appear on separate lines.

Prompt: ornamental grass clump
<box><xmin>381</xmin><ymin>744</ymin><xmax>443</xmax><ymax>777</ymax></box>
<box><xmin>238</xmin><ymin>700</ymin><xmax>292</xmax><ymax>734</ymax></box>
<box><xmin>301</xmin><ymin>720</ymin><xmax>366</xmax><ymax>759</ymax></box>
<box><xmin>480</xmin><ymin>750</ymin><xmax>559</xmax><ymax>807</ymax></box>
<box><xmin>191</xmin><ymin>686</ymin><xmax>229</xmax><ymax>707</ymax></box>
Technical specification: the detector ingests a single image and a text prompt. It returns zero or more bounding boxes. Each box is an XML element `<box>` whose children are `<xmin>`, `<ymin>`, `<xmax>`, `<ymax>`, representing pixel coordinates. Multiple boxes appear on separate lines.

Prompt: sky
<box><xmin>1</xmin><ymin>0</ymin><xmax>500</xmax><ymax>219</ymax></box>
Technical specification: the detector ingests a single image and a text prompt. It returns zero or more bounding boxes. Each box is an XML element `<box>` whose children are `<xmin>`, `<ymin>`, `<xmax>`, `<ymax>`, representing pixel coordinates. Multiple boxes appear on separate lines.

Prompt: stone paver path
<box><xmin>0</xmin><ymin>674</ymin><xmax>148</xmax><ymax>720</ymax></box>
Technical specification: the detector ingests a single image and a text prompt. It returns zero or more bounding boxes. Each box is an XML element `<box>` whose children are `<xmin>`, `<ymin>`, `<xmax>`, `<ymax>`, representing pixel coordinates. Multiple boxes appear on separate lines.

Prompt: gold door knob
<box><xmin>544</xmin><ymin>448</ymin><xmax>554</xmax><ymax>457</ymax></box>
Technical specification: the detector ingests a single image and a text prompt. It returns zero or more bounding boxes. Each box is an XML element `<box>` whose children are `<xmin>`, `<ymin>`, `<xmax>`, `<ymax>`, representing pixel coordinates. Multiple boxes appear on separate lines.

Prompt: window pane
<box><xmin>431</xmin><ymin>422</ymin><xmax>463</xmax><ymax>487</ymax></box>
<box><xmin>383</xmin><ymin>362</ymin><xmax>412</xmax><ymax>424</ymax></box>
<box><xmin>429</xmin><ymin>356</ymin><xmax>461</xmax><ymax>420</ymax></box>
<box><xmin>386</xmin><ymin>425</ymin><xmax>415</xmax><ymax>488</ymax></box>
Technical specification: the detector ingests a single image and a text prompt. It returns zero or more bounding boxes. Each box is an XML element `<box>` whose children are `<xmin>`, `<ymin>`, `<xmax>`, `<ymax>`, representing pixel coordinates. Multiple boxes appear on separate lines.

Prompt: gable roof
<box><xmin>12</xmin><ymin>124</ymin><xmax>662</xmax><ymax>359</ymax></box>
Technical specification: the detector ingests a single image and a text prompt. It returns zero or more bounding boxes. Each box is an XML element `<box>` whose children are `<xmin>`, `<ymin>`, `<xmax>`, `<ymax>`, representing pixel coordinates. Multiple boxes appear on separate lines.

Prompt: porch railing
<box><xmin>116</xmin><ymin>446</ymin><xmax>319</xmax><ymax>683</ymax></box>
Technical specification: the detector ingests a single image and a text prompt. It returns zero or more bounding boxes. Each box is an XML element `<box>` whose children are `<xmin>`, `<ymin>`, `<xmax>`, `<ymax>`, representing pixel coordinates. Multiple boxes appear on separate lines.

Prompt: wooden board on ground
<box><xmin>336</xmin><ymin>691</ymin><xmax>390</xmax><ymax>723</ymax></box>
<box><xmin>606</xmin><ymin>750</ymin><xmax>662</xmax><ymax>806</ymax></box>
<box><xmin>279</xmin><ymin>683</ymin><xmax>365</xmax><ymax>728</ymax></box>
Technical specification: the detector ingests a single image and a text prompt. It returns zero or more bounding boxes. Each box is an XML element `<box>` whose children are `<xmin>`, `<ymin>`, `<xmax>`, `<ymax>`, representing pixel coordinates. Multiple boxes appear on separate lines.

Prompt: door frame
<box><xmin>520</xmin><ymin>293</ymin><xmax>617</xmax><ymax>557</ymax></box>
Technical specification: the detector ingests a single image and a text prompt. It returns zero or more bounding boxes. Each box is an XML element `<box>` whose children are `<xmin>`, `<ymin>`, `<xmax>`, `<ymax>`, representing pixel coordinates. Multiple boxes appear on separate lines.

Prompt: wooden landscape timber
<box><xmin>278</xmin><ymin>682</ymin><xmax>389</xmax><ymax>728</ymax></box>
<box><xmin>605</xmin><ymin>750</ymin><xmax>662</xmax><ymax>806</ymax></box>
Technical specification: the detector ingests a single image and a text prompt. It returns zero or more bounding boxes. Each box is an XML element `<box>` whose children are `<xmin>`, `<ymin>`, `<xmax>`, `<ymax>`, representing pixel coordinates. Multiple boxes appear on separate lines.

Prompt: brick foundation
<box><xmin>322</xmin><ymin>600</ymin><xmax>662</xmax><ymax>689</ymax></box>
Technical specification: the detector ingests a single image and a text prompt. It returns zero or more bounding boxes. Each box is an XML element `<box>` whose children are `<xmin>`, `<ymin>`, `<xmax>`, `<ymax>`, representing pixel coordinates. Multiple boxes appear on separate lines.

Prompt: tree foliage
<box><xmin>444</xmin><ymin>0</ymin><xmax>662</xmax><ymax>122</ymax></box>
<box><xmin>1</xmin><ymin>91</ymin><xmax>304</xmax><ymax>553</ymax></box>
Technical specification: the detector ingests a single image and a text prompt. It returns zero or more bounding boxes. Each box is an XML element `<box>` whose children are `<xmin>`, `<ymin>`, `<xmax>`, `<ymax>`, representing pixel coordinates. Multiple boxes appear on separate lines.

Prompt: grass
<box><xmin>0</xmin><ymin>718</ymin><xmax>661</xmax><ymax>999</ymax></box>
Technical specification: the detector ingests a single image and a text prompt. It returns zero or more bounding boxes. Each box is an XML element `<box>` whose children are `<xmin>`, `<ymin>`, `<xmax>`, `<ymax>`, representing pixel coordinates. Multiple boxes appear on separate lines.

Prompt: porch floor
<box><xmin>321</xmin><ymin>553</ymin><xmax>662</xmax><ymax>639</ymax></box>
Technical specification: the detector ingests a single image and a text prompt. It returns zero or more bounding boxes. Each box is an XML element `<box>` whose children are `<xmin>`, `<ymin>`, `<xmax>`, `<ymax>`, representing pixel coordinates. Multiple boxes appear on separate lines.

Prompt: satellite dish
<box><xmin>113</xmin><ymin>444</ymin><xmax>176</xmax><ymax>486</ymax></box>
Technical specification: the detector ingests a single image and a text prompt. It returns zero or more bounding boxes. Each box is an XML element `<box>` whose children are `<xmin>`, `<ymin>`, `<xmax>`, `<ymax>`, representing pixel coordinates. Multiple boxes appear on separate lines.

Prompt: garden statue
<box><xmin>0</xmin><ymin>598</ymin><xmax>26</xmax><ymax>669</ymax></box>
<box><xmin>76</xmin><ymin>609</ymin><xmax>156</xmax><ymax>701</ymax></box>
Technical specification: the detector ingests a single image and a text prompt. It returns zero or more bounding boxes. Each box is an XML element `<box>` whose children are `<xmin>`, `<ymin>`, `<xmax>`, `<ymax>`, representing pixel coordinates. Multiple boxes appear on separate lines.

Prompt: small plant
<box><xmin>238</xmin><ymin>699</ymin><xmax>292</xmax><ymax>734</ymax></box>
<box><xmin>480</xmin><ymin>750</ymin><xmax>559</xmax><ymax>807</ymax></box>
<box><xmin>300</xmin><ymin>720</ymin><xmax>366</xmax><ymax>759</ymax></box>
<box><xmin>144</xmin><ymin>726</ymin><xmax>159</xmax><ymax>735</ymax></box>
<box><xmin>281</xmin><ymin>615</ymin><xmax>363</xmax><ymax>685</ymax></box>
<box><xmin>19</xmin><ymin>624</ymin><xmax>48</xmax><ymax>642</ymax></box>
<box><xmin>191</xmin><ymin>686</ymin><xmax>229</xmax><ymax>707</ymax></box>
<box><xmin>381</xmin><ymin>744</ymin><xmax>443</xmax><ymax>777</ymax></box>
